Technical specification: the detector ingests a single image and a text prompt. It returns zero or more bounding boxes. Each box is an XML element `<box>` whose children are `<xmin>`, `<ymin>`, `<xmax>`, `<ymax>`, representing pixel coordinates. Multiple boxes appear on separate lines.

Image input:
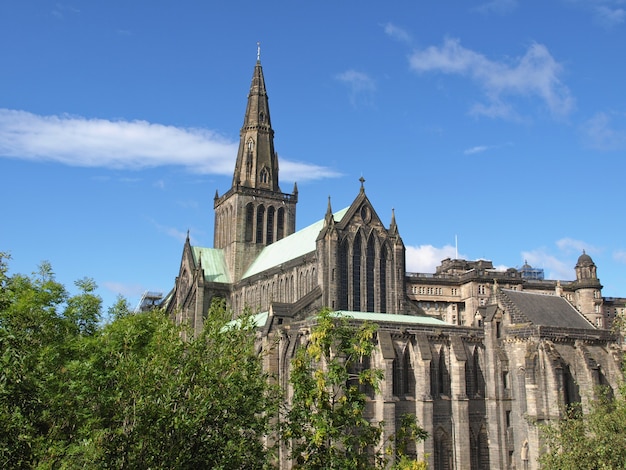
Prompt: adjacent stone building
<box><xmin>165</xmin><ymin>56</ymin><xmax>623</xmax><ymax>469</ymax></box>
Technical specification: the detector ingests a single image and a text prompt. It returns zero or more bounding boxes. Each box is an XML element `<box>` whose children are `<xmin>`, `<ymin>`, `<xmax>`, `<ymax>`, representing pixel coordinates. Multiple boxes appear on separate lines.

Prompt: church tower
<box><xmin>573</xmin><ymin>251</ymin><xmax>604</xmax><ymax>327</ymax></box>
<box><xmin>214</xmin><ymin>47</ymin><xmax>298</xmax><ymax>282</ymax></box>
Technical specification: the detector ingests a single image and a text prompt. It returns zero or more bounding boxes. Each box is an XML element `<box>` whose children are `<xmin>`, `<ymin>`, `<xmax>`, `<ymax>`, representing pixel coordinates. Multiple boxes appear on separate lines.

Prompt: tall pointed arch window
<box><xmin>380</xmin><ymin>245</ymin><xmax>388</xmax><ymax>313</ymax></box>
<box><xmin>435</xmin><ymin>429</ymin><xmax>452</xmax><ymax>470</ymax></box>
<box><xmin>256</xmin><ymin>205</ymin><xmax>265</xmax><ymax>244</ymax></box>
<box><xmin>366</xmin><ymin>235</ymin><xmax>375</xmax><ymax>312</ymax></box>
<box><xmin>266</xmin><ymin>206</ymin><xmax>275</xmax><ymax>244</ymax></box>
<box><xmin>438</xmin><ymin>349</ymin><xmax>449</xmax><ymax>396</ymax></box>
<box><xmin>352</xmin><ymin>233</ymin><xmax>362</xmax><ymax>311</ymax></box>
<box><xmin>245</xmin><ymin>203</ymin><xmax>254</xmax><ymax>242</ymax></box>
<box><xmin>339</xmin><ymin>238</ymin><xmax>349</xmax><ymax>310</ymax></box>
<box><xmin>277</xmin><ymin>207</ymin><xmax>285</xmax><ymax>240</ymax></box>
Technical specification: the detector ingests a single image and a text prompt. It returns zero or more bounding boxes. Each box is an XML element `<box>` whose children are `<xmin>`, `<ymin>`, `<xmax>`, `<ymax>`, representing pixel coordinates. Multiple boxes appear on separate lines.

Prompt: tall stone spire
<box><xmin>232</xmin><ymin>47</ymin><xmax>280</xmax><ymax>191</ymax></box>
<box><xmin>213</xmin><ymin>48</ymin><xmax>298</xmax><ymax>282</ymax></box>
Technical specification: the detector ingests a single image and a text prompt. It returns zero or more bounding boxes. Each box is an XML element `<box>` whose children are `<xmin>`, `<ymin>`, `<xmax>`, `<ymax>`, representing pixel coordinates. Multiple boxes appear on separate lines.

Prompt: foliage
<box><xmin>0</xmin><ymin>255</ymin><xmax>280</xmax><ymax>469</ymax></box>
<box><xmin>0</xmin><ymin>254</ymin><xmax>79</xmax><ymax>468</ymax></box>
<box><xmin>282</xmin><ymin>308</ymin><xmax>427</xmax><ymax>469</ymax></box>
<box><xmin>540</xmin><ymin>386</ymin><xmax>626</xmax><ymax>470</ymax></box>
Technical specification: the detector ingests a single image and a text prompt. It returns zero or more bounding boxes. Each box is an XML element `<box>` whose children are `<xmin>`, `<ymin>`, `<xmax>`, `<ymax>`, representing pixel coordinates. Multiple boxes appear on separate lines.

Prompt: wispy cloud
<box><xmin>383</xmin><ymin>22</ymin><xmax>412</xmax><ymax>44</ymax></box>
<box><xmin>464</xmin><ymin>145</ymin><xmax>490</xmax><ymax>155</ymax></box>
<box><xmin>52</xmin><ymin>3</ymin><xmax>80</xmax><ymax>20</ymax></box>
<box><xmin>474</xmin><ymin>0</ymin><xmax>518</xmax><ymax>14</ymax></box>
<box><xmin>408</xmin><ymin>38</ymin><xmax>574</xmax><ymax>119</ymax></box>
<box><xmin>521</xmin><ymin>248</ymin><xmax>574</xmax><ymax>280</ymax></box>
<box><xmin>405</xmin><ymin>244</ymin><xmax>459</xmax><ymax>273</ymax></box>
<box><xmin>0</xmin><ymin>109</ymin><xmax>340</xmax><ymax>182</ymax></box>
<box><xmin>522</xmin><ymin>237</ymin><xmax>600</xmax><ymax>280</ymax></box>
<box><xmin>556</xmin><ymin>237</ymin><xmax>599</xmax><ymax>255</ymax></box>
<box><xmin>335</xmin><ymin>70</ymin><xmax>376</xmax><ymax>107</ymax></box>
<box><xmin>582</xmin><ymin>111</ymin><xmax>626</xmax><ymax>150</ymax></box>
<box><xmin>566</xmin><ymin>0</ymin><xmax>625</xmax><ymax>28</ymax></box>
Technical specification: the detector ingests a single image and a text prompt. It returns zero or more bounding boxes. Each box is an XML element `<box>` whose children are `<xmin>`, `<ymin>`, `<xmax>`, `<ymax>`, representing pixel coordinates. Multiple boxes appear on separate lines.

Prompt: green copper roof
<box><xmin>191</xmin><ymin>247</ymin><xmax>231</xmax><ymax>283</ymax></box>
<box><xmin>251</xmin><ymin>310</ymin><xmax>447</xmax><ymax>329</ymax></box>
<box><xmin>330</xmin><ymin>311</ymin><xmax>449</xmax><ymax>326</ymax></box>
<box><xmin>242</xmin><ymin>207</ymin><xmax>349</xmax><ymax>279</ymax></box>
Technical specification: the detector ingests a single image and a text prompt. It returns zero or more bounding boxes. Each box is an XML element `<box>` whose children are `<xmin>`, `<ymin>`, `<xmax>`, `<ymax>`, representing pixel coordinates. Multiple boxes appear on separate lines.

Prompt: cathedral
<box><xmin>165</xmin><ymin>55</ymin><xmax>623</xmax><ymax>469</ymax></box>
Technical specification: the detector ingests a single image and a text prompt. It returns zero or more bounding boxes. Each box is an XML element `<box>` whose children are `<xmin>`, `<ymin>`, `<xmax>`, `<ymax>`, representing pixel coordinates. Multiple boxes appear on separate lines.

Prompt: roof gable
<box><xmin>191</xmin><ymin>247</ymin><xmax>231</xmax><ymax>283</ymax></box>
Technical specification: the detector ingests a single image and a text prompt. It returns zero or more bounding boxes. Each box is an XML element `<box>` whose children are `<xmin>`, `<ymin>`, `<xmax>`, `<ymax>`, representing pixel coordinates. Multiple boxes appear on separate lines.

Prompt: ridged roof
<box><xmin>500</xmin><ymin>289</ymin><xmax>593</xmax><ymax>329</ymax></box>
<box><xmin>242</xmin><ymin>207</ymin><xmax>349</xmax><ymax>279</ymax></box>
<box><xmin>191</xmin><ymin>246</ymin><xmax>231</xmax><ymax>283</ymax></box>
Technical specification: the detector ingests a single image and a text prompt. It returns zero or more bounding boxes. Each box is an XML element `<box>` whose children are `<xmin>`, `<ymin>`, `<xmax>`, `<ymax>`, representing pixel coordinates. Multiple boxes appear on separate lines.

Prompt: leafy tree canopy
<box><xmin>540</xmin><ymin>387</ymin><xmax>626</xmax><ymax>470</ymax></box>
<box><xmin>0</xmin><ymin>254</ymin><xmax>279</xmax><ymax>469</ymax></box>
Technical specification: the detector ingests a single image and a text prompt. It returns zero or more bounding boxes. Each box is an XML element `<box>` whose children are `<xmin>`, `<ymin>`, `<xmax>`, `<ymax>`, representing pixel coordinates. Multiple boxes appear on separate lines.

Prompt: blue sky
<box><xmin>1</xmin><ymin>1</ymin><xmax>626</xmax><ymax>311</ymax></box>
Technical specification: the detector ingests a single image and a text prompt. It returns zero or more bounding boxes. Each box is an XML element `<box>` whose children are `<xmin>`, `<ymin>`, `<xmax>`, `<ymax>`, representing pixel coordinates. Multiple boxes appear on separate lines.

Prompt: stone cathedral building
<box><xmin>165</xmin><ymin>56</ymin><xmax>623</xmax><ymax>469</ymax></box>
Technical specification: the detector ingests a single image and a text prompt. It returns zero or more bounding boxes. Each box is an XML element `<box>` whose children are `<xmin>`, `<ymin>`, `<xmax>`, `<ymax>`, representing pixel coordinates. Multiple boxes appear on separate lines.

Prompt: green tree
<box><xmin>42</xmin><ymin>299</ymin><xmax>280</xmax><ymax>469</ymax></box>
<box><xmin>540</xmin><ymin>387</ymin><xmax>626</xmax><ymax>469</ymax></box>
<box><xmin>1</xmin><ymin>256</ymin><xmax>280</xmax><ymax>469</ymax></box>
<box><xmin>282</xmin><ymin>309</ymin><xmax>427</xmax><ymax>469</ymax></box>
<box><xmin>0</xmin><ymin>254</ymin><xmax>105</xmax><ymax>468</ymax></box>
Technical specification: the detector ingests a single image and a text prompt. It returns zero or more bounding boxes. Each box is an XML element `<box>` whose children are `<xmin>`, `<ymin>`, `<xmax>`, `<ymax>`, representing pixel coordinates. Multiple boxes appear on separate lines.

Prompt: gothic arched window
<box><xmin>256</xmin><ymin>205</ymin><xmax>265</xmax><ymax>244</ymax></box>
<box><xmin>380</xmin><ymin>245</ymin><xmax>388</xmax><ymax>313</ymax></box>
<box><xmin>259</xmin><ymin>168</ymin><xmax>269</xmax><ymax>184</ymax></box>
<box><xmin>339</xmin><ymin>239</ymin><xmax>349</xmax><ymax>310</ymax></box>
<box><xmin>266</xmin><ymin>206</ymin><xmax>275</xmax><ymax>244</ymax></box>
<box><xmin>366</xmin><ymin>235</ymin><xmax>375</xmax><ymax>312</ymax></box>
<box><xmin>277</xmin><ymin>207</ymin><xmax>285</xmax><ymax>240</ymax></box>
<box><xmin>245</xmin><ymin>203</ymin><xmax>254</xmax><ymax>242</ymax></box>
<box><xmin>352</xmin><ymin>233</ymin><xmax>362</xmax><ymax>311</ymax></box>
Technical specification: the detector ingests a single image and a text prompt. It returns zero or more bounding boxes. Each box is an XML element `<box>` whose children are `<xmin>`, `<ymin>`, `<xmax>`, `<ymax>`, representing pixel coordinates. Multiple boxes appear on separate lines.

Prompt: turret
<box><xmin>573</xmin><ymin>251</ymin><xmax>604</xmax><ymax>328</ymax></box>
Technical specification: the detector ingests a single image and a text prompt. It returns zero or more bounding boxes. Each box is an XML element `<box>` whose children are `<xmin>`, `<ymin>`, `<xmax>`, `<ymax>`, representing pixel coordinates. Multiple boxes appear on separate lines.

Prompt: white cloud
<box><xmin>566</xmin><ymin>0</ymin><xmax>625</xmax><ymax>28</ymax></box>
<box><xmin>52</xmin><ymin>3</ymin><xmax>80</xmax><ymax>19</ymax></box>
<box><xmin>464</xmin><ymin>145</ymin><xmax>490</xmax><ymax>155</ymax></box>
<box><xmin>556</xmin><ymin>237</ymin><xmax>598</xmax><ymax>255</ymax></box>
<box><xmin>280</xmin><ymin>159</ymin><xmax>342</xmax><ymax>182</ymax></box>
<box><xmin>521</xmin><ymin>238</ymin><xmax>600</xmax><ymax>280</ymax></box>
<box><xmin>408</xmin><ymin>38</ymin><xmax>574</xmax><ymax>119</ymax></box>
<box><xmin>594</xmin><ymin>4</ymin><xmax>625</xmax><ymax>27</ymax></box>
<box><xmin>474</xmin><ymin>0</ymin><xmax>518</xmax><ymax>14</ymax></box>
<box><xmin>0</xmin><ymin>109</ymin><xmax>339</xmax><ymax>182</ymax></box>
<box><xmin>335</xmin><ymin>70</ymin><xmax>376</xmax><ymax>107</ymax></box>
<box><xmin>405</xmin><ymin>244</ymin><xmax>458</xmax><ymax>273</ymax></box>
<box><xmin>582</xmin><ymin>111</ymin><xmax>626</xmax><ymax>150</ymax></box>
<box><xmin>383</xmin><ymin>22</ymin><xmax>412</xmax><ymax>44</ymax></box>
<box><xmin>521</xmin><ymin>248</ymin><xmax>574</xmax><ymax>280</ymax></box>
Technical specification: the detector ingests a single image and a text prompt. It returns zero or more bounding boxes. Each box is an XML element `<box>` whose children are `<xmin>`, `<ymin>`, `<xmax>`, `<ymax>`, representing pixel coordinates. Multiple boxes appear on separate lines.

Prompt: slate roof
<box><xmin>499</xmin><ymin>289</ymin><xmax>594</xmax><ymax>329</ymax></box>
<box><xmin>242</xmin><ymin>207</ymin><xmax>349</xmax><ymax>279</ymax></box>
<box><xmin>191</xmin><ymin>247</ymin><xmax>231</xmax><ymax>284</ymax></box>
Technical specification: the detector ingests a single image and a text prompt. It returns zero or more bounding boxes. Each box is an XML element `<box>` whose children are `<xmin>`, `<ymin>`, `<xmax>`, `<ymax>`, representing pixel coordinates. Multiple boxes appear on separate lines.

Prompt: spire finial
<box><xmin>257</xmin><ymin>42</ymin><xmax>261</xmax><ymax>62</ymax></box>
<box><xmin>359</xmin><ymin>176</ymin><xmax>365</xmax><ymax>192</ymax></box>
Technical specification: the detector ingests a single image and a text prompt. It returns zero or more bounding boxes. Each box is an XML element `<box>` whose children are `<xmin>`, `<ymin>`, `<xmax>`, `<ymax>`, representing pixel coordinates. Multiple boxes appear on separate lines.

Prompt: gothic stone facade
<box><xmin>165</xmin><ymin>58</ymin><xmax>623</xmax><ymax>469</ymax></box>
